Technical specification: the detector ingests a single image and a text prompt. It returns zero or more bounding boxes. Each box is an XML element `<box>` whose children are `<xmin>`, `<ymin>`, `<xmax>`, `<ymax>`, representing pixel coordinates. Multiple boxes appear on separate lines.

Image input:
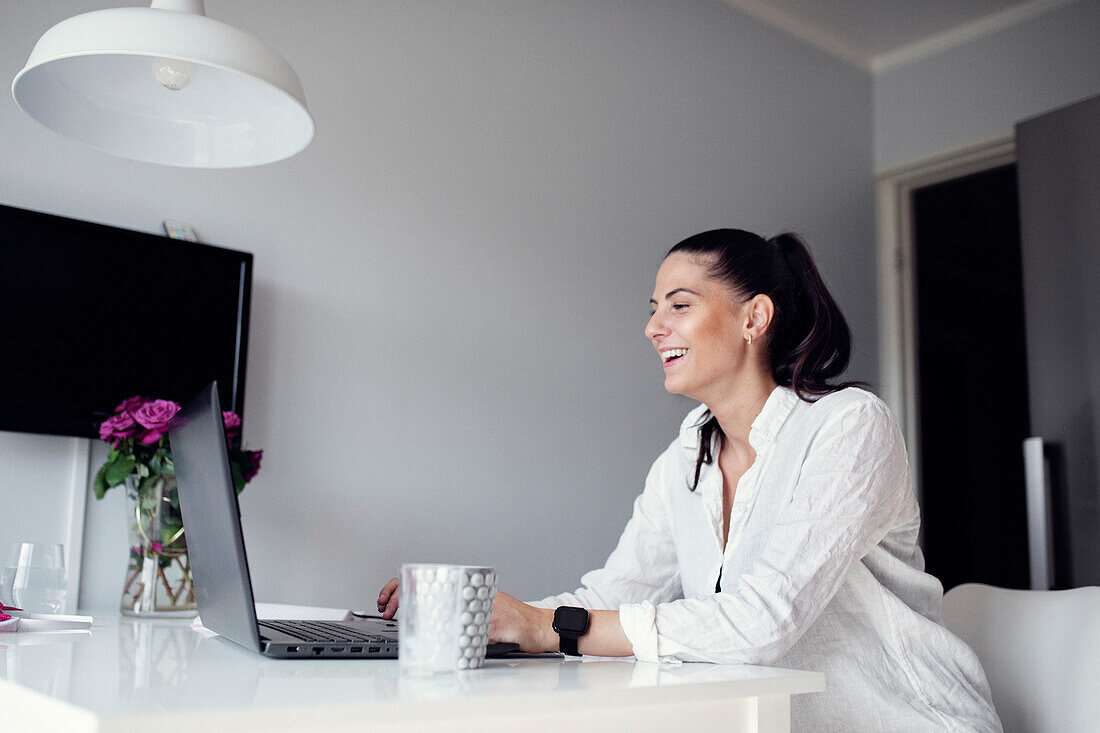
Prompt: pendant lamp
<box><xmin>11</xmin><ymin>0</ymin><xmax>314</xmax><ymax>168</ymax></box>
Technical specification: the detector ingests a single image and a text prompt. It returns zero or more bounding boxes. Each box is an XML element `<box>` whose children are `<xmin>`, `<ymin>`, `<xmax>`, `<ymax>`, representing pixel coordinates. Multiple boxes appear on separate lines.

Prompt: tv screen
<box><xmin>0</xmin><ymin>203</ymin><xmax>252</xmax><ymax>439</ymax></box>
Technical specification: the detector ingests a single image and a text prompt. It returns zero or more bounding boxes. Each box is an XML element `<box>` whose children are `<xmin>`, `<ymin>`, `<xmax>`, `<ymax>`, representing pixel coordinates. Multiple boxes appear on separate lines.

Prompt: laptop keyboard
<box><xmin>258</xmin><ymin>620</ymin><xmax>391</xmax><ymax>643</ymax></box>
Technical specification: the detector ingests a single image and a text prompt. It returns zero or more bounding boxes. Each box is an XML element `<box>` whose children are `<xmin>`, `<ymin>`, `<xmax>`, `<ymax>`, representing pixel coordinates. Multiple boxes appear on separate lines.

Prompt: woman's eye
<box><xmin>672</xmin><ymin>303</ymin><xmax>689</xmax><ymax>311</ymax></box>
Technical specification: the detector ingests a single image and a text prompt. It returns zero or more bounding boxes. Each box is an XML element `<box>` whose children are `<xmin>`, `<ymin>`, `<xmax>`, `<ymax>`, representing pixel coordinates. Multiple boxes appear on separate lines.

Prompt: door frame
<box><xmin>875</xmin><ymin>133</ymin><xmax>1016</xmax><ymax>503</ymax></box>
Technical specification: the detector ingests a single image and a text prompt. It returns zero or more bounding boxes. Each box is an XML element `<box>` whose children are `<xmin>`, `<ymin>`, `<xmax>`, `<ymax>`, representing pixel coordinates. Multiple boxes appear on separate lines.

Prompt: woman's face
<box><xmin>645</xmin><ymin>253</ymin><xmax>751</xmax><ymax>402</ymax></box>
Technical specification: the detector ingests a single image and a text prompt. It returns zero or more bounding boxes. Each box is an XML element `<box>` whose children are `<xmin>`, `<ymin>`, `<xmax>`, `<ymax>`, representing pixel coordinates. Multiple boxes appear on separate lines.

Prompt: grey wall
<box><xmin>0</xmin><ymin>0</ymin><xmax>873</xmax><ymax>612</ymax></box>
<box><xmin>874</xmin><ymin>0</ymin><xmax>1100</xmax><ymax>170</ymax></box>
<box><xmin>1016</xmin><ymin>96</ymin><xmax>1100</xmax><ymax>586</ymax></box>
<box><xmin>0</xmin><ymin>434</ymin><xmax>86</xmax><ymax>613</ymax></box>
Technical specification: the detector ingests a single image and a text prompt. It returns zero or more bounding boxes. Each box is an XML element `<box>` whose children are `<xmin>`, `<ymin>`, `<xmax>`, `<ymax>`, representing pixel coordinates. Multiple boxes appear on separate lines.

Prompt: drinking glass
<box><xmin>2</xmin><ymin>542</ymin><xmax>66</xmax><ymax>613</ymax></box>
<box><xmin>399</xmin><ymin>564</ymin><xmax>497</xmax><ymax>675</ymax></box>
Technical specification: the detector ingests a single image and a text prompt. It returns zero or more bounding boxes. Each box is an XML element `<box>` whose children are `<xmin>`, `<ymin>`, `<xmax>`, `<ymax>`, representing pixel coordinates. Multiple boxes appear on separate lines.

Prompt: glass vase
<box><xmin>120</xmin><ymin>474</ymin><xmax>196</xmax><ymax>617</ymax></box>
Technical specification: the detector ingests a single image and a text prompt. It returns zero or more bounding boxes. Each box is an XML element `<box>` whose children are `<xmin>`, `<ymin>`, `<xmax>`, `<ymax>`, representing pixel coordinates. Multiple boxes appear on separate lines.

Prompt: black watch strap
<box><xmin>553</xmin><ymin>606</ymin><xmax>590</xmax><ymax>657</ymax></box>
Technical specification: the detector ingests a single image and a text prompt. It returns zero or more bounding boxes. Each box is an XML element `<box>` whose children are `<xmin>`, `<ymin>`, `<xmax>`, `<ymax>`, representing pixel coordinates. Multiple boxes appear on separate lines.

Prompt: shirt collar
<box><xmin>678</xmin><ymin>403</ymin><xmax>712</xmax><ymax>452</ymax></box>
<box><xmin>747</xmin><ymin>386</ymin><xmax>799</xmax><ymax>451</ymax></box>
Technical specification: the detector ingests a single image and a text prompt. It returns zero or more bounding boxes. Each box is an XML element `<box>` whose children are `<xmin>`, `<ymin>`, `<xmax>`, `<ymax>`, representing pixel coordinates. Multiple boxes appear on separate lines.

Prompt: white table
<box><xmin>0</xmin><ymin>615</ymin><xmax>824</xmax><ymax>732</ymax></box>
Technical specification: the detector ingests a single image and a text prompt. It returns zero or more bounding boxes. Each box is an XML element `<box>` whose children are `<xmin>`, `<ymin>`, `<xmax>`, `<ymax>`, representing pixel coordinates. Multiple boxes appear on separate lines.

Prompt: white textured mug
<box><xmin>399</xmin><ymin>564</ymin><xmax>497</xmax><ymax>674</ymax></box>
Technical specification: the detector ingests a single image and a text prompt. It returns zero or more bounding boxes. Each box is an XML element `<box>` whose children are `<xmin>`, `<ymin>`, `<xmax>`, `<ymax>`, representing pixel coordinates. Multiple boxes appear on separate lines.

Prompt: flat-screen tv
<box><xmin>0</xmin><ymin>203</ymin><xmax>252</xmax><ymax>439</ymax></box>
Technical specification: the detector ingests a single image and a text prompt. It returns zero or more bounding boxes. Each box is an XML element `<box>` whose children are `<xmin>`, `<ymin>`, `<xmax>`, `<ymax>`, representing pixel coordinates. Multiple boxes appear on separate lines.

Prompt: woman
<box><xmin>379</xmin><ymin>229</ymin><xmax>1000</xmax><ymax>731</ymax></box>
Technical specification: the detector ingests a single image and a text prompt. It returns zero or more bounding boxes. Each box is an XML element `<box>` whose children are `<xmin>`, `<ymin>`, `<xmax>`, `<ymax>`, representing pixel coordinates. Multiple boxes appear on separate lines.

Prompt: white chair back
<box><xmin>942</xmin><ymin>582</ymin><xmax>1100</xmax><ymax>733</ymax></box>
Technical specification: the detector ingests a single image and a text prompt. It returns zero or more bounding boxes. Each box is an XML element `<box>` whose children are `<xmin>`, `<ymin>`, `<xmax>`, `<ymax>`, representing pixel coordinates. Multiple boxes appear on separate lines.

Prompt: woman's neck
<box><xmin>705</xmin><ymin>371</ymin><xmax>778</xmax><ymax>450</ymax></box>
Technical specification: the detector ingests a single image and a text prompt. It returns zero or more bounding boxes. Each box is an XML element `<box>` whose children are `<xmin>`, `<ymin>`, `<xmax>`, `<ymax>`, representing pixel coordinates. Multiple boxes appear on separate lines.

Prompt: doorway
<box><xmin>911</xmin><ymin>165</ymin><xmax>1031</xmax><ymax>590</ymax></box>
<box><xmin>876</xmin><ymin>135</ymin><xmax>1031</xmax><ymax>590</ymax></box>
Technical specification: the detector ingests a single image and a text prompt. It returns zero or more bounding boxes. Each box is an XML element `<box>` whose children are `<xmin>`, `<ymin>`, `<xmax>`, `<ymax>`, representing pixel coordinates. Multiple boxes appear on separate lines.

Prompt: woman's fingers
<box><xmin>382</xmin><ymin>588</ymin><xmax>400</xmax><ymax>619</ymax></box>
<box><xmin>377</xmin><ymin>577</ymin><xmax>400</xmax><ymax>618</ymax></box>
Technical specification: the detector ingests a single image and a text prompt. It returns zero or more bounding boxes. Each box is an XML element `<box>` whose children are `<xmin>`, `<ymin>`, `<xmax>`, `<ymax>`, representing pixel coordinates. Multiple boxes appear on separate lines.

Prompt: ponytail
<box><xmin>666</xmin><ymin>229</ymin><xmax>863</xmax><ymax>490</ymax></box>
<box><xmin>766</xmin><ymin>233</ymin><xmax>855</xmax><ymax>395</ymax></box>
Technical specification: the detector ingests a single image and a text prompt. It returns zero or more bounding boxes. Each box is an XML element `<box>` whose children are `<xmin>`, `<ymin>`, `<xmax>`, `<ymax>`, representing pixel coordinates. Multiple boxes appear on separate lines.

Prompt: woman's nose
<box><xmin>645</xmin><ymin>311</ymin><xmax>665</xmax><ymax>340</ymax></box>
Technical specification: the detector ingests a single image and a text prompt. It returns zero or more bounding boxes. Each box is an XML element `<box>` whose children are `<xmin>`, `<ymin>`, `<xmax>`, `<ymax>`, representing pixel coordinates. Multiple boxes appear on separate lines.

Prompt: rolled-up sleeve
<box><xmin>620</xmin><ymin>400</ymin><xmax>910</xmax><ymax>664</ymax></box>
<box><xmin>530</xmin><ymin>445</ymin><xmax>683</xmax><ymax>612</ymax></box>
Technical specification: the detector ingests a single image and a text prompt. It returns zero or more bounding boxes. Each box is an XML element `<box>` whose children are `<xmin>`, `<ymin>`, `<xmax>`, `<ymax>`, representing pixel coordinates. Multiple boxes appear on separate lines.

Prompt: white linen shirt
<box><xmin>534</xmin><ymin>387</ymin><xmax>1001</xmax><ymax>732</ymax></box>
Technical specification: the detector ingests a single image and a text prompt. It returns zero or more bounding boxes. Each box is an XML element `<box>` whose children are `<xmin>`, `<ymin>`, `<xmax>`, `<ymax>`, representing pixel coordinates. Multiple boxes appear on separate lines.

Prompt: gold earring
<box><xmin>746</xmin><ymin>334</ymin><xmax>752</xmax><ymax>346</ymax></box>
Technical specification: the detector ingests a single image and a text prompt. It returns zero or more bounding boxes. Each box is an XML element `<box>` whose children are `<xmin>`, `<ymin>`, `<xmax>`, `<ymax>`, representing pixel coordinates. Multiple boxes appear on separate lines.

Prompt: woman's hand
<box><xmin>489</xmin><ymin>591</ymin><xmax>556</xmax><ymax>653</ymax></box>
<box><xmin>377</xmin><ymin>577</ymin><xmax>399</xmax><ymax>619</ymax></box>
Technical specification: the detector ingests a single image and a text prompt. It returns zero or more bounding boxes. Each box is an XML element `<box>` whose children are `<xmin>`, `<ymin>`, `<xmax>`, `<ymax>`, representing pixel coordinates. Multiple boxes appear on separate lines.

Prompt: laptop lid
<box><xmin>170</xmin><ymin>380</ymin><xmax>263</xmax><ymax>652</ymax></box>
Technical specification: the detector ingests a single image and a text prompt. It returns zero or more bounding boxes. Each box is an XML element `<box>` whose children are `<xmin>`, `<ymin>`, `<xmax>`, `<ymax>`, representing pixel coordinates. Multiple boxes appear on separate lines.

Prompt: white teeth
<box><xmin>661</xmin><ymin>348</ymin><xmax>688</xmax><ymax>361</ymax></box>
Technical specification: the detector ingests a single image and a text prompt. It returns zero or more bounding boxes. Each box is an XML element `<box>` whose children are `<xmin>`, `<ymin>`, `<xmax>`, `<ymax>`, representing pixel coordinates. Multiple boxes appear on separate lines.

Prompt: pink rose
<box><xmin>223</xmin><ymin>411</ymin><xmax>242</xmax><ymax>436</ymax></box>
<box><xmin>99</xmin><ymin>412</ymin><xmax>140</xmax><ymax>445</ymax></box>
<box><xmin>150</xmin><ymin>542</ymin><xmax>164</xmax><ymax>552</ymax></box>
<box><xmin>242</xmin><ymin>449</ymin><xmax>263</xmax><ymax>482</ymax></box>
<box><xmin>115</xmin><ymin>395</ymin><xmax>148</xmax><ymax>414</ymax></box>
<box><xmin>133</xmin><ymin>399</ymin><xmax>181</xmax><ymax>445</ymax></box>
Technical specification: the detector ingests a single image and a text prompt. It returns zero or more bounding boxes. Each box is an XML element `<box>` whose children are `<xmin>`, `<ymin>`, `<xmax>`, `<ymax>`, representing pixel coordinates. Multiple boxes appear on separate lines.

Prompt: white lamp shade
<box><xmin>12</xmin><ymin>7</ymin><xmax>315</xmax><ymax>168</ymax></box>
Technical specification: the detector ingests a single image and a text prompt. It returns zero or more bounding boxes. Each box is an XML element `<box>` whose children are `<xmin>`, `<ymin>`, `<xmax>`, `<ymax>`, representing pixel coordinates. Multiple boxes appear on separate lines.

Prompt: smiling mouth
<box><xmin>661</xmin><ymin>348</ymin><xmax>688</xmax><ymax>365</ymax></box>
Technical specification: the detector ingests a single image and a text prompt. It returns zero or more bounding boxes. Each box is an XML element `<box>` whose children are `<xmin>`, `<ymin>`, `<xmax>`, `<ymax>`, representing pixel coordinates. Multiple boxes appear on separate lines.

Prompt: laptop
<box><xmin>170</xmin><ymin>381</ymin><xmax>518</xmax><ymax>659</ymax></box>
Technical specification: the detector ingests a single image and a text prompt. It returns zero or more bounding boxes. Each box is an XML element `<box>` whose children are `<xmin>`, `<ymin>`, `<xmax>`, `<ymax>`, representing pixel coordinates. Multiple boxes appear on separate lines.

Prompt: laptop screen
<box><xmin>170</xmin><ymin>381</ymin><xmax>263</xmax><ymax>651</ymax></box>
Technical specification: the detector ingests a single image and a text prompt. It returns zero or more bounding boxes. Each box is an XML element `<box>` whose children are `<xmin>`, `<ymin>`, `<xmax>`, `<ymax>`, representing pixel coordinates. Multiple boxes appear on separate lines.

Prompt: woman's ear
<box><xmin>744</xmin><ymin>294</ymin><xmax>775</xmax><ymax>340</ymax></box>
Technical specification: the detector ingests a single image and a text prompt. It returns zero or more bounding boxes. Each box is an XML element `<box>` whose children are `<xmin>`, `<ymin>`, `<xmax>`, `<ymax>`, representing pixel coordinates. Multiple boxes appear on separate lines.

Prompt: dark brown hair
<box><xmin>665</xmin><ymin>229</ymin><xmax>862</xmax><ymax>490</ymax></box>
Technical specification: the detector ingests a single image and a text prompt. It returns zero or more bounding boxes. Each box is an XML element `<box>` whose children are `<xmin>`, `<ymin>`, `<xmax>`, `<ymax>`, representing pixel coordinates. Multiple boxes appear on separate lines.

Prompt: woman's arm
<box><xmin>617</xmin><ymin>398</ymin><xmax>911</xmax><ymax>665</ymax></box>
<box><xmin>490</xmin><ymin>592</ymin><xmax>633</xmax><ymax>656</ymax></box>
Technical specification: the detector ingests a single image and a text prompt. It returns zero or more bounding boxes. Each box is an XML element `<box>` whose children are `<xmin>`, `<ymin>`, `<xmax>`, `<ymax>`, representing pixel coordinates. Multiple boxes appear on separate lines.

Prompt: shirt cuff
<box><xmin>619</xmin><ymin>601</ymin><xmax>681</xmax><ymax>665</ymax></box>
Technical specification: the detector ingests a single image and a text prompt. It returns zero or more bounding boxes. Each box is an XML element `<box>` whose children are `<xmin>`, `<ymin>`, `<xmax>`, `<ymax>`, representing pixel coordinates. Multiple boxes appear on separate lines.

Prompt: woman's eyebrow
<box><xmin>649</xmin><ymin>287</ymin><xmax>702</xmax><ymax>305</ymax></box>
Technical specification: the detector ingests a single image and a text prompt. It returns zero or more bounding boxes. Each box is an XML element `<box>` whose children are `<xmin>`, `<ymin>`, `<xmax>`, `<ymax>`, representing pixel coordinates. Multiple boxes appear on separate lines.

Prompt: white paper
<box><xmin>255</xmin><ymin>602</ymin><xmax>352</xmax><ymax>620</ymax></box>
<box><xmin>192</xmin><ymin>602</ymin><xmax>352</xmax><ymax>630</ymax></box>
<box><xmin>0</xmin><ymin>612</ymin><xmax>92</xmax><ymax>633</ymax></box>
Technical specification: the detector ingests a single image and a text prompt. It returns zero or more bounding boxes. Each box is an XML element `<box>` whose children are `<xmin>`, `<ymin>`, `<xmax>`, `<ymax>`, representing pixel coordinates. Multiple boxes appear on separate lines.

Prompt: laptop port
<box><xmin>288</xmin><ymin>646</ymin><xmax>300</xmax><ymax>653</ymax></box>
<box><xmin>368</xmin><ymin>646</ymin><xmax>380</xmax><ymax>653</ymax></box>
<box><xmin>330</xmin><ymin>647</ymin><xmax>345</xmax><ymax>653</ymax></box>
<box><xmin>312</xmin><ymin>647</ymin><xmax>324</xmax><ymax>655</ymax></box>
<box><xmin>351</xmin><ymin>647</ymin><xmax>363</xmax><ymax>653</ymax></box>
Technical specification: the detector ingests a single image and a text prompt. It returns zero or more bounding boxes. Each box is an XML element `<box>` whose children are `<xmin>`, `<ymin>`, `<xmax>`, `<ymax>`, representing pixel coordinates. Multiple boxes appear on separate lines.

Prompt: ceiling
<box><xmin>722</xmin><ymin>0</ymin><xmax>1078</xmax><ymax>72</ymax></box>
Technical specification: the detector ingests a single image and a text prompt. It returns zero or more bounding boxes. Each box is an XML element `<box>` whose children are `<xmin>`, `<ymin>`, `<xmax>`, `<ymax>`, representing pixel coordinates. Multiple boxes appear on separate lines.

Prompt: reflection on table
<box><xmin>0</xmin><ymin>615</ymin><xmax>824</xmax><ymax>732</ymax></box>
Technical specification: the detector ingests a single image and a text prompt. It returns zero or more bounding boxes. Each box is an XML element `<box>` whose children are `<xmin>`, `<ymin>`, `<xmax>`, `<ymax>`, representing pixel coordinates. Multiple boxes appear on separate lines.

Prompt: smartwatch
<box><xmin>552</xmin><ymin>606</ymin><xmax>590</xmax><ymax>656</ymax></box>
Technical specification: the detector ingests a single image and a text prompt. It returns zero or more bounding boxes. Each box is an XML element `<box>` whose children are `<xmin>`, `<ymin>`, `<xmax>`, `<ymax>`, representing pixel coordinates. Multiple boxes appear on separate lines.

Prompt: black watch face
<box><xmin>554</xmin><ymin>606</ymin><xmax>589</xmax><ymax>635</ymax></box>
